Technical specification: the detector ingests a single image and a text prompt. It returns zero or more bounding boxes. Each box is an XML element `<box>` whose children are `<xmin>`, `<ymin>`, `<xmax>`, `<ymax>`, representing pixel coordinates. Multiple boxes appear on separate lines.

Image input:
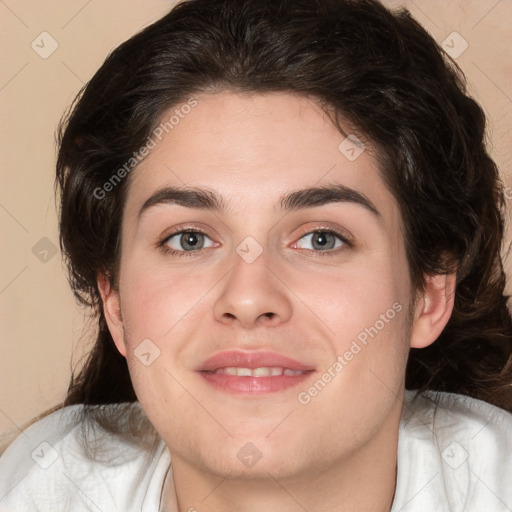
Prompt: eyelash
<box><xmin>158</xmin><ymin>226</ymin><xmax>352</xmax><ymax>258</ymax></box>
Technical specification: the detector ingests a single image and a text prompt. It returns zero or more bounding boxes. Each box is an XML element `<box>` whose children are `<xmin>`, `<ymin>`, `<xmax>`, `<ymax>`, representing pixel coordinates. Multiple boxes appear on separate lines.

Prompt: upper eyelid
<box><xmin>162</xmin><ymin>226</ymin><xmax>351</xmax><ymax>249</ymax></box>
<box><xmin>292</xmin><ymin>228</ymin><xmax>352</xmax><ymax>250</ymax></box>
<box><xmin>161</xmin><ymin>225</ymin><xmax>214</xmax><ymax>243</ymax></box>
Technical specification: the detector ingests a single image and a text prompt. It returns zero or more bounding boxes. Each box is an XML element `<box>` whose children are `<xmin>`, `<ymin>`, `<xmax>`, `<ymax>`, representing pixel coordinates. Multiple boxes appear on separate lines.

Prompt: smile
<box><xmin>210</xmin><ymin>367</ymin><xmax>306</xmax><ymax>377</ymax></box>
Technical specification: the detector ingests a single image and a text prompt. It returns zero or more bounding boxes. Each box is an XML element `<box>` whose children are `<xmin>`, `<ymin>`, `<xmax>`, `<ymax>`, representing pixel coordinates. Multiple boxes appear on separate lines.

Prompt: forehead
<box><xmin>124</xmin><ymin>91</ymin><xmax>400</xmax><ymax>226</ymax></box>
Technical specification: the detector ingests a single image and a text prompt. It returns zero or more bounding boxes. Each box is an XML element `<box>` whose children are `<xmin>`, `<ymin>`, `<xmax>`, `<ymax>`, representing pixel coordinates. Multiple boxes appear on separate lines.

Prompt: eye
<box><xmin>163</xmin><ymin>230</ymin><xmax>215</xmax><ymax>252</ymax></box>
<box><xmin>294</xmin><ymin>230</ymin><xmax>347</xmax><ymax>251</ymax></box>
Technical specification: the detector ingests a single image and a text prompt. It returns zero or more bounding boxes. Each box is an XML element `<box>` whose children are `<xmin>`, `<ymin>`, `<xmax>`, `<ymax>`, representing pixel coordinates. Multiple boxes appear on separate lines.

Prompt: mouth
<box><xmin>197</xmin><ymin>350</ymin><xmax>316</xmax><ymax>394</ymax></box>
<box><xmin>210</xmin><ymin>366</ymin><xmax>306</xmax><ymax>376</ymax></box>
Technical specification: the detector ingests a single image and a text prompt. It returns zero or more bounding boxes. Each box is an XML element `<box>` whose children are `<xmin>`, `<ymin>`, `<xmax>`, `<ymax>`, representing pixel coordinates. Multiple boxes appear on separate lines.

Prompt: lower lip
<box><xmin>199</xmin><ymin>371</ymin><xmax>314</xmax><ymax>394</ymax></box>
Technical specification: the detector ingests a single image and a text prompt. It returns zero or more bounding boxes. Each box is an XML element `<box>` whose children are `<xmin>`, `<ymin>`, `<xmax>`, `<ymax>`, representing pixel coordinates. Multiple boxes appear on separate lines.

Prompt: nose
<box><xmin>212</xmin><ymin>248</ymin><xmax>293</xmax><ymax>329</ymax></box>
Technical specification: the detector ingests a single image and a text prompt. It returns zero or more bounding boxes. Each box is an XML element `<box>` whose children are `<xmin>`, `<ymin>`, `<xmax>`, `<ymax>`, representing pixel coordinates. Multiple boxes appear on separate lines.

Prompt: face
<box><xmin>101</xmin><ymin>91</ymin><xmax>452</xmax><ymax>482</ymax></box>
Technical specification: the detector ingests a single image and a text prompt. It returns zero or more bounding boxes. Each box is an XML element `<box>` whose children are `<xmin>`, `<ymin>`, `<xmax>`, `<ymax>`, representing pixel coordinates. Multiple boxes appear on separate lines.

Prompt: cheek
<box><xmin>298</xmin><ymin>265</ymin><xmax>411</xmax><ymax>429</ymax></box>
<box><xmin>116</xmin><ymin>258</ymin><xmax>206</xmax><ymax>412</ymax></box>
<box><xmin>293</xmin><ymin>252</ymin><xmax>409</xmax><ymax>347</ymax></box>
<box><xmin>118</xmin><ymin>258</ymin><xmax>215</xmax><ymax>344</ymax></box>
<box><xmin>310</xmin><ymin>249</ymin><xmax>411</xmax><ymax>386</ymax></box>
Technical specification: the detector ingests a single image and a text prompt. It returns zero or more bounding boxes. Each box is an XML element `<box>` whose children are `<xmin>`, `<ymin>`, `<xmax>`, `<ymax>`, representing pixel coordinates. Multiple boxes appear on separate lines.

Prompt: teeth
<box><xmin>214</xmin><ymin>367</ymin><xmax>304</xmax><ymax>377</ymax></box>
<box><xmin>253</xmin><ymin>367</ymin><xmax>271</xmax><ymax>377</ymax></box>
<box><xmin>284</xmin><ymin>368</ymin><xmax>303</xmax><ymax>376</ymax></box>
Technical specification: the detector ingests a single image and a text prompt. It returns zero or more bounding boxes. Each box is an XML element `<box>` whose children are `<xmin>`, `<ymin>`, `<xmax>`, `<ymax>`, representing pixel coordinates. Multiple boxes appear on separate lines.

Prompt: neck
<box><xmin>163</xmin><ymin>417</ymin><xmax>400</xmax><ymax>512</ymax></box>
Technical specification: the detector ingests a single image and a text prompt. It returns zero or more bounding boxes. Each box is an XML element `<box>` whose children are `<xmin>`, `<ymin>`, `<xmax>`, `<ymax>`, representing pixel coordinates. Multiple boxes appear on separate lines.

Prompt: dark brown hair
<box><xmin>56</xmin><ymin>0</ymin><xmax>512</xmax><ymax>412</ymax></box>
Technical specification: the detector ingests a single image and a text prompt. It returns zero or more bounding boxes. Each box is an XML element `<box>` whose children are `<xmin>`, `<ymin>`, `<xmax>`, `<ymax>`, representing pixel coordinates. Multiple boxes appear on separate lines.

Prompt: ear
<box><xmin>97</xmin><ymin>272</ymin><xmax>127</xmax><ymax>357</ymax></box>
<box><xmin>409</xmin><ymin>273</ymin><xmax>456</xmax><ymax>349</ymax></box>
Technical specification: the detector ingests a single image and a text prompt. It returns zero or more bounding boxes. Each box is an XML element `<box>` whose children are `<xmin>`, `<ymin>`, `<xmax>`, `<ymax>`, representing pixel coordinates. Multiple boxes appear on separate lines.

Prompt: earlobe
<box><xmin>409</xmin><ymin>273</ymin><xmax>456</xmax><ymax>349</ymax></box>
<box><xmin>97</xmin><ymin>272</ymin><xmax>127</xmax><ymax>357</ymax></box>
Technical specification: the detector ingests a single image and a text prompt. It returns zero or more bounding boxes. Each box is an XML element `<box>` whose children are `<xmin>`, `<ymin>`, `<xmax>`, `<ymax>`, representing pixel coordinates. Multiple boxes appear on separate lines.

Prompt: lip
<box><xmin>197</xmin><ymin>350</ymin><xmax>316</xmax><ymax>395</ymax></box>
<box><xmin>198</xmin><ymin>350</ymin><xmax>315</xmax><ymax>372</ymax></box>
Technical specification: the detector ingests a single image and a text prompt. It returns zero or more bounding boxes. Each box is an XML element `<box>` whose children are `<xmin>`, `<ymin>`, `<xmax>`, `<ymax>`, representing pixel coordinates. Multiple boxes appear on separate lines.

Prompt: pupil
<box><xmin>316</xmin><ymin>233</ymin><xmax>327</xmax><ymax>245</ymax></box>
<box><xmin>313</xmin><ymin>232</ymin><xmax>334</xmax><ymax>250</ymax></box>
<box><xmin>181</xmin><ymin>232</ymin><xmax>203</xmax><ymax>250</ymax></box>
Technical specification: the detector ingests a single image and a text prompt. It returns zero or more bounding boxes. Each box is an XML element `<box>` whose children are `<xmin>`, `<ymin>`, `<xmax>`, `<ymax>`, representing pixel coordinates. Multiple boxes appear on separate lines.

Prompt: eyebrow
<box><xmin>137</xmin><ymin>183</ymin><xmax>381</xmax><ymax>220</ymax></box>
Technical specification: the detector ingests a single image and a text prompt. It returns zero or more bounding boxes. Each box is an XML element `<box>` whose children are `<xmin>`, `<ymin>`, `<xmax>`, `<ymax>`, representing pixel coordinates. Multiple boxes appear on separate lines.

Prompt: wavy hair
<box><xmin>56</xmin><ymin>0</ymin><xmax>512</xmax><ymax>413</ymax></box>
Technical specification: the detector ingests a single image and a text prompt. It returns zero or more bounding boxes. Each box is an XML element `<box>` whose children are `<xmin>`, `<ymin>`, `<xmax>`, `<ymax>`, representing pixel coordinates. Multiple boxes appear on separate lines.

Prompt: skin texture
<box><xmin>98</xmin><ymin>91</ymin><xmax>455</xmax><ymax>512</ymax></box>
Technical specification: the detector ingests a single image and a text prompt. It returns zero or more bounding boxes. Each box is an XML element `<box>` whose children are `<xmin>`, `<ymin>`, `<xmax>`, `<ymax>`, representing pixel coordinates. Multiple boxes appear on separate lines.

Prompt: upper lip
<box><xmin>197</xmin><ymin>350</ymin><xmax>315</xmax><ymax>372</ymax></box>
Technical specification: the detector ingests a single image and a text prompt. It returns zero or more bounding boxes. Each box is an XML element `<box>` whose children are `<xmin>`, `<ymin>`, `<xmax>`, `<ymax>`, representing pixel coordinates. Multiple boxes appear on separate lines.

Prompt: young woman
<box><xmin>1</xmin><ymin>0</ymin><xmax>511</xmax><ymax>510</ymax></box>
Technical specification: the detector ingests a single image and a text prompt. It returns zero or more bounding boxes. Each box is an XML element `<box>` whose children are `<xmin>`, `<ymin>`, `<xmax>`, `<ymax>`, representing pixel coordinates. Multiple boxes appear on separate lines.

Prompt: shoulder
<box><xmin>0</xmin><ymin>403</ymin><xmax>170</xmax><ymax>512</ymax></box>
<box><xmin>393</xmin><ymin>389</ymin><xmax>512</xmax><ymax>512</ymax></box>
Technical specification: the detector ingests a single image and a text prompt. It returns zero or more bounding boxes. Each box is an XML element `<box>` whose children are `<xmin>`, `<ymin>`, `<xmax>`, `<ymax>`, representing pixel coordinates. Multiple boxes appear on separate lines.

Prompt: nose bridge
<box><xmin>213</xmin><ymin>239</ymin><xmax>292</xmax><ymax>327</ymax></box>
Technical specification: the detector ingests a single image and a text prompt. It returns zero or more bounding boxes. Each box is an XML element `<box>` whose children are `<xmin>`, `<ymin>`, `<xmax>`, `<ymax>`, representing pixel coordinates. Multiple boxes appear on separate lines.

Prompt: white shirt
<box><xmin>1</xmin><ymin>390</ymin><xmax>511</xmax><ymax>511</ymax></box>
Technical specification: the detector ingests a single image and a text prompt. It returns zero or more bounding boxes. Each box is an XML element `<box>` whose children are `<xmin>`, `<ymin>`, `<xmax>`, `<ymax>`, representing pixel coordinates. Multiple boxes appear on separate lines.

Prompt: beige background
<box><xmin>1</xmin><ymin>0</ymin><xmax>511</xmax><ymax>438</ymax></box>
